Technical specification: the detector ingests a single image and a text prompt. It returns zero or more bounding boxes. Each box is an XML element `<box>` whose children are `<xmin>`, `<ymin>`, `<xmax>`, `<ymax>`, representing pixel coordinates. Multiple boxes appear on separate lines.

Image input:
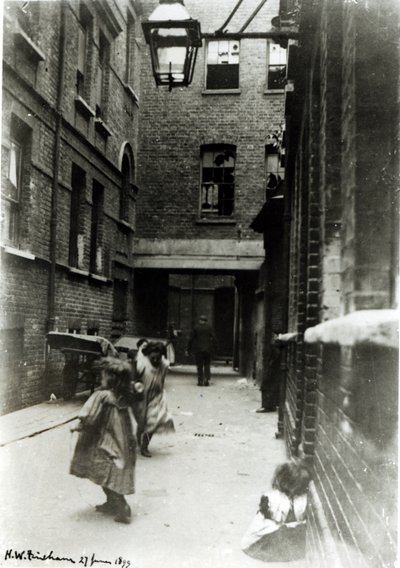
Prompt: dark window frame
<box><xmin>267</xmin><ymin>41</ymin><xmax>287</xmax><ymax>90</ymax></box>
<box><xmin>90</xmin><ymin>180</ymin><xmax>104</xmax><ymax>274</ymax></box>
<box><xmin>1</xmin><ymin>116</ymin><xmax>32</xmax><ymax>247</ymax></box>
<box><xmin>95</xmin><ymin>30</ymin><xmax>110</xmax><ymax>119</ymax></box>
<box><xmin>200</xmin><ymin>144</ymin><xmax>236</xmax><ymax>218</ymax></box>
<box><xmin>206</xmin><ymin>39</ymin><xmax>240</xmax><ymax>90</ymax></box>
<box><xmin>69</xmin><ymin>164</ymin><xmax>86</xmax><ymax>268</ymax></box>
<box><xmin>76</xmin><ymin>1</ymin><xmax>93</xmax><ymax>100</ymax></box>
<box><xmin>125</xmin><ymin>12</ymin><xmax>136</xmax><ymax>87</ymax></box>
<box><xmin>265</xmin><ymin>143</ymin><xmax>285</xmax><ymax>197</ymax></box>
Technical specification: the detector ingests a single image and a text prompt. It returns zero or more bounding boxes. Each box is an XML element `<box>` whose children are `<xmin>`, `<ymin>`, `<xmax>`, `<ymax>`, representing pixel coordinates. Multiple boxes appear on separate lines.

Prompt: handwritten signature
<box><xmin>4</xmin><ymin>550</ymin><xmax>131</xmax><ymax>568</ymax></box>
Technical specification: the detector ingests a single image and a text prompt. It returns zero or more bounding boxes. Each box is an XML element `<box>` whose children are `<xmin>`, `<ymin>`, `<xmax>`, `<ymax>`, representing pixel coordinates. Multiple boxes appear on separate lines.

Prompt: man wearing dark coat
<box><xmin>186</xmin><ymin>315</ymin><xmax>217</xmax><ymax>386</ymax></box>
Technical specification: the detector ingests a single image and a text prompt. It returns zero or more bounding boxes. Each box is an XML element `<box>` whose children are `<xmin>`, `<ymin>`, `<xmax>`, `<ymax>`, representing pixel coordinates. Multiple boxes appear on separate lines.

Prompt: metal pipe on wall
<box><xmin>47</xmin><ymin>2</ymin><xmax>66</xmax><ymax>331</ymax></box>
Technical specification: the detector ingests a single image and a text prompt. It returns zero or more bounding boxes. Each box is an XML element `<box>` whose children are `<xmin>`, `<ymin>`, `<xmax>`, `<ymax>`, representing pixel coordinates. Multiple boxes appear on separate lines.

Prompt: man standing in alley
<box><xmin>186</xmin><ymin>315</ymin><xmax>216</xmax><ymax>387</ymax></box>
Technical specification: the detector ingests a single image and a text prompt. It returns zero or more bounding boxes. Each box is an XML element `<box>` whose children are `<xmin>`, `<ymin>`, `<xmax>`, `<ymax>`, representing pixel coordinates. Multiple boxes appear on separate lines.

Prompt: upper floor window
<box><xmin>77</xmin><ymin>2</ymin><xmax>92</xmax><ymax>98</ymax></box>
<box><xmin>90</xmin><ymin>180</ymin><xmax>104</xmax><ymax>274</ymax></box>
<box><xmin>95</xmin><ymin>31</ymin><xmax>110</xmax><ymax>119</ymax></box>
<box><xmin>265</xmin><ymin>143</ymin><xmax>285</xmax><ymax>197</ymax></box>
<box><xmin>267</xmin><ymin>42</ymin><xmax>286</xmax><ymax>90</ymax></box>
<box><xmin>1</xmin><ymin>116</ymin><xmax>32</xmax><ymax>246</ymax></box>
<box><xmin>1</xmin><ymin>141</ymin><xmax>22</xmax><ymax>245</ymax></box>
<box><xmin>120</xmin><ymin>152</ymin><xmax>134</xmax><ymax>222</ymax></box>
<box><xmin>69</xmin><ymin>164</ymin><xmax>86</xmax><ymax>268</ymax></box>
<box><xmin>206</xmin><ymin>40</ymin><xmax>239</xmax><ymax>90</ymax></box>
<box><xmin>200</xmin><ymin>145</ymin><xmax>236</xmax><ymax>217</ymax></box>
<box><xmin>125</xmin><ymin>13</ymin><xmax>136</xmax><ymax>87</ymax></box>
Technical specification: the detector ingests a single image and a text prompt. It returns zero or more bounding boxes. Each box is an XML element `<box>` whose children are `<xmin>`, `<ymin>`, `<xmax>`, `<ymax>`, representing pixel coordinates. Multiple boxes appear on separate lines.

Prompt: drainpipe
<box><xmin>276</xmin><ymin>128</ymin><xmax>293</xmax><ymax>438</ymax></box>
<box><xmin>47</xmin><ymin>2</ymin><xmax>66</xmax><ymax>331</ymax></box>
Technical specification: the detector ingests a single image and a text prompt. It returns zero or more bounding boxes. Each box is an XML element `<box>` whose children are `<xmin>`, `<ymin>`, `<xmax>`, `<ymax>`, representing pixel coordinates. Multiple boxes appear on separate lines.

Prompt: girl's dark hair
<box><xmin>142</xmin><ymin>341</ymin><xmax>167</xmax><ymax>358</ymax></box>
<box><xmin>94</xmin><ymin>356</ymin><xmax>132</xmax><ymax>395</ymax></box>
<box><xmin>272</xmin><ymin>460</ymin><xmax>311</xmax><ymax>498</ymax></box>
<box><xmin>136</xmin><ymin>338</ymin><xmax>148</xmax><ymax>348</ymax></box>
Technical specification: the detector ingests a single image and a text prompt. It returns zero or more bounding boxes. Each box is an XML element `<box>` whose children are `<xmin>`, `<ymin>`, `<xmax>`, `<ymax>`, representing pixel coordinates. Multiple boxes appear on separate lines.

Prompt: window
<box><xmin>90</xmin><ymin>181</ymin><xmax>104</xmax><ymax>274</ymax></box>
<box><xmin>267</xmin><ymin>42</ymin><xmax>286</xmax><ymax>90</ymax></box>
<box><xmin>69</xmin><ymin>164</ymin><xmax>86</xmax><ymax>267</ymax></box>
<box><xmin>120</xmin><ymin>154</ymin><xmax>131</xmax><ymax>222</ymax></box>
<box><xmin>1</xmin><ymin>141</ymin><xmax>21</xmax><ymax>245</ymax></box>
<box><xmin>76</xmin><ymin>2</ymin><xmax>91</xmax><ymax>98</ymax></box>
<box><xmin>206</xmin><ymin>40</ymin><xmax>239</xmax><ymax>90</ymax></box>
<box><xmin>1</xmin><ymin>116</ymin><xmax>31</xmax><ymax>246</ymax></box>
<box><xmin>265</xmin><ymin>143</ymin><xmax>285</xmax><ymax>197</ymax></box>
<box><xmin>125</xmin><ymin>13</ymin><xmax>136</xmax><ymax>87</ymax></box>
<box><xmin>200</xmin><ymin>145</ymin><xmax>236</xmax><ymax>217</ymax></box>
<box><xmin>95</xmin><ymin>31</ymin><xmax>109</xmax><ymax>118</ymax></box>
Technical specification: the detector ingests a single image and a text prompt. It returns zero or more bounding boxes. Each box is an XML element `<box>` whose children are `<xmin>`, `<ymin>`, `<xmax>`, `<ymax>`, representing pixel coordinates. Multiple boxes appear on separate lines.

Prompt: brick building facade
<box><xmin>1</xmin><ymin>0</ymin><xmax>142</xmax><ymax>412</ymax></box>
<box><xmin>268</xmin><ymin>0</ymin><xmax>399</xmax><ymax>565</ymax></box>
<box><xmin>135</xmin><ymin>0</ymin><xmax>286</xmax><ymax>375</ymax></box>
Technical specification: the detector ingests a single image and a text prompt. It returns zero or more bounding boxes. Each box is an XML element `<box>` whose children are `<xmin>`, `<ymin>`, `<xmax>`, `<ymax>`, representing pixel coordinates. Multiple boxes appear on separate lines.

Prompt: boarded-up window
<box><xmin>206</xmin><ymin>40</ymin><xmax>239</xmax><ymax>90</ymax></box>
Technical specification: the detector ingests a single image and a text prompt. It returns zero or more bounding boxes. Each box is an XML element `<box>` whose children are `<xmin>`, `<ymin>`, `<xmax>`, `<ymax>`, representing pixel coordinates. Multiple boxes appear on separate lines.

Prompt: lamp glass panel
<box><xmin>152</xmin><ymin>28</ymin><xmax>188</xmax><ymax>77</ymax></box>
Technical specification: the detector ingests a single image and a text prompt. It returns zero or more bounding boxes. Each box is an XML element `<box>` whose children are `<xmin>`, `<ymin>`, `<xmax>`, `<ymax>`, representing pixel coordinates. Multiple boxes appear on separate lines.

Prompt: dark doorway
<box><xmin>213</xmin><ymin>287</ymin><xmax>235</xmax><ymax>361</ymax></box>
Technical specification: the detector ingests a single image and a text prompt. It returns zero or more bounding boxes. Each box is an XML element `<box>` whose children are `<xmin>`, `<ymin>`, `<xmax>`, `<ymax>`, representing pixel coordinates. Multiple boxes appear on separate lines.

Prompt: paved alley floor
<box><xmin>0</xmin><ymin>367</ymin><xmax>306</xmax><ymax>568</ymax></box>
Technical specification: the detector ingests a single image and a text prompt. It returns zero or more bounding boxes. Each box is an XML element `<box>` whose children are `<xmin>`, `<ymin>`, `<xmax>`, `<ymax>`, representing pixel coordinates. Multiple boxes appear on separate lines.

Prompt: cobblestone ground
<box><xmin>0</xmin><ymin>367</ymin><xmax>306</xmax><ymax>568</ymax></box>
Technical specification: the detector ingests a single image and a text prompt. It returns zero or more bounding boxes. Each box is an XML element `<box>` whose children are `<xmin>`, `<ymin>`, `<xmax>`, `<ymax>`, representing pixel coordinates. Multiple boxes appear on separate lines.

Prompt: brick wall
<box><xmin>1</xmin><ymin>0</ymin><xmax>142</xmax><ymax>412</ymax></box>
<box><xmin>307</xmin><ymin>340</ymin><xmax>398</xmax><ymax>568</ymax></box>
<box><xmin>282</xmin><ymin>0</ymin><xmax>399</xmax><ymax>566</ymax></box>
<box><xmin>137</xmin><ymin>0</ymin><xmax>285</xmax><ymax>242</ymax></box>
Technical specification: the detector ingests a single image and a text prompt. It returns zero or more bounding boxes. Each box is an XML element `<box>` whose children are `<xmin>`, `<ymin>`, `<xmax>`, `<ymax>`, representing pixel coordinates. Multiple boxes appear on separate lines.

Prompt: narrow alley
<box><xmin>0</xmin><ymin>367</ymin><xmax>304</xmax><ymax>568</ymax></box>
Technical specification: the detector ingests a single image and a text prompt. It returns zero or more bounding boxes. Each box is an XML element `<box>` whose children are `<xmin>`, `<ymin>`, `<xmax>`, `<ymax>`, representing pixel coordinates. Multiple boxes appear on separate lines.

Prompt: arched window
<box><xmin>120</xmin><ymin>145</ymin><xmax>135</xmax><ymax>222</ymax></box>
<box><xmin>200</xmin><ymin>144</ymin><xmax>236</xmax><ymax>217</ymax></box>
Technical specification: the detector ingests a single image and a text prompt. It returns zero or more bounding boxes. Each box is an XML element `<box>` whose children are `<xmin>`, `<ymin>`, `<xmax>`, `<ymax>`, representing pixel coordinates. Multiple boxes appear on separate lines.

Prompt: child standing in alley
<box><xmin>70</xmin><ymin>357</ymin><xmax>137</xmax><ymax>524</ymax></box>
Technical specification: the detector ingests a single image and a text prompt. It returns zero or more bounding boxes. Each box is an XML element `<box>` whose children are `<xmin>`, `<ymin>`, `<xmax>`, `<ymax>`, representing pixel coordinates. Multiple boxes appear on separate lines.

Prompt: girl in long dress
<box><xmin>70</xmin><ymin>357</ymin><xmax>137</xmax><ymax>524</ymax></box>
<box><xmin>133</xmin><ymin>341</ymin><xmax>175</xmax><ymax>457</ymax></box>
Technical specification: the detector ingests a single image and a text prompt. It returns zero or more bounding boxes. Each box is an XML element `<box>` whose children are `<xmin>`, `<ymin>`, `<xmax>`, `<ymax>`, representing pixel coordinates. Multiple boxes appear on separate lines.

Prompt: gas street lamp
<box><xmin>141</xmin><ymin>0</ymin><xmax>202</xmax><ymax>90</ymax></box>
<box><xmin>142</xmin><ymin>0</ymin><xmax>298</xmax><ymax>90</ymax></box>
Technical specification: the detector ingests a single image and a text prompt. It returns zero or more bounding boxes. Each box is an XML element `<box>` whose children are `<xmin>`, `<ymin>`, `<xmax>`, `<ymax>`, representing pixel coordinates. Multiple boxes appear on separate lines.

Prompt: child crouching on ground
<box><xmin>70</xmin><ymin>357</ymin><xmax>137</xmax><ymax>524</ymax></box>
<box><xmin>242</xmin><ymin>460</ymin><xmax>311</xmax><ymax>562</ymax></box>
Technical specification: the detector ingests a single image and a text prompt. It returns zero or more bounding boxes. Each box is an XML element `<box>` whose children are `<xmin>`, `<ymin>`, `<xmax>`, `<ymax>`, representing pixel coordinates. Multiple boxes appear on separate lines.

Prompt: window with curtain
<box><xmin>206</xmin><ymin>40</ymin><xmax>240</xmax><ymax>90</ymax></box>
<box><xmin>200</xmin><ymin>145</ymin><xmax>236</xmax><ymax>217</ymax></box>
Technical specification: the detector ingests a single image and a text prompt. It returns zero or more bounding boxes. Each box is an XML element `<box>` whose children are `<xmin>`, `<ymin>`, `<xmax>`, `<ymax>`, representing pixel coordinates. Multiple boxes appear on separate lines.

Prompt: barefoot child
<box><xmin>242</xmin><ymin>460</ymin><xmax>311</xmax><ymax>562</ymax></box>
<box><xmin>70</xmin><ymin>357</ymin><xmax>137</xmax><ymax>524</ymax></box>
